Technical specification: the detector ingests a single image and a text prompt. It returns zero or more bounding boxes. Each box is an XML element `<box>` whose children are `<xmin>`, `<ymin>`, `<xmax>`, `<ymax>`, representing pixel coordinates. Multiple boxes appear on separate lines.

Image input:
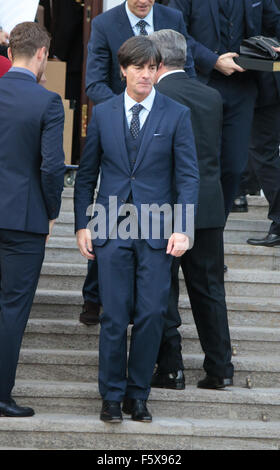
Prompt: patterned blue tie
<box><xmin>136</xmin><ymin>20</ymin><xmax>148</xmax><ymax>36</ymax></box>
<box><xmin>130</xmin><ymin>104</ymin><xmax>143</xmax><ymax>139</ymax></box>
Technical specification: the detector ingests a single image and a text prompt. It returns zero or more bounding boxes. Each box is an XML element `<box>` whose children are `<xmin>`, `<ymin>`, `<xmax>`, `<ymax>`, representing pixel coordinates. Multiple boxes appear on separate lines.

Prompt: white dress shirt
<box><xmin>124</xmin><ymin>87</ymin><xmax>156</xmax><ymax>130</ymax></box>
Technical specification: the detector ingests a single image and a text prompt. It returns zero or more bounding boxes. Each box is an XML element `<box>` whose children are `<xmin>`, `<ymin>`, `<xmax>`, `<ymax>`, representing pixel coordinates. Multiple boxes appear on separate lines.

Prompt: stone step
<box><xmin>224</xmin><ymin>244</ymin><xmax>280</xmax><ymax>270</ymax></box>
<box><xmin>229</xmin><ymin>195</ymin><xmax>269</xmax><ymax>219</ymax></box>
<box><xmin>180</xmin><ymin>268</ymin><xmax>280</xmax><ymax>298</ymax></box>
<box><xmin>13</xmin><ymin>380</ymin><xmax>280</xmax><ymax>422</ymax></box>
<box><xmin>224</xmin><ymin>219</ymin><xmax>270</xmax><ymax>244</ymax></box>
<box><xmin>22</xmin><ymin>319</ymin><xmax>280</xmax><ymax>356</ymax></box>
<box><xmin>30</xmin><ymin>290</ymin><xmax>280</xmax><ymax>328</ymax></box>
<box><xmin>37</xmin><ymin>263</ymin><xmax>280</xmax><ymax>297</ymax></box>
<box><xmin>44</xmin><ymin>239</ymin><xmax>280</xmax><ymax>270</ymax></box>
<box><xmin>0</xmin><ymin>413</ymin><xmax>279</xmax><ymax>450</ymax></box>
<box><xmin>16</xmin><ymin>349</ymin><xmax>280</xmax><ymax>388</ymax></box>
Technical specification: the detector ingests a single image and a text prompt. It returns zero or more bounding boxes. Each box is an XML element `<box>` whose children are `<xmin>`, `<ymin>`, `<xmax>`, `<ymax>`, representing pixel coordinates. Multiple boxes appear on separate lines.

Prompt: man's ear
<box><xmin>7</xmin><ymin>47</ymin><xmax>13</xmax><ymax>62</ymax></box>
<box><xmin>37</xmin><ymin>46</ymin><xmax>47</xmax><ymax>62</ymax></box>
<box><xmin>120</xmin><ymin>65</ymin><xmax>127</xmax><ymax>79</ymax></box>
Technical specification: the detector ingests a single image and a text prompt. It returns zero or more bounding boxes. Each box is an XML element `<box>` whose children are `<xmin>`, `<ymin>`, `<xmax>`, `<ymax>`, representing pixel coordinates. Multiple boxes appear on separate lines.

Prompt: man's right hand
<box><xmin>76</xmin><ymin>228</ymin><xmax>95</xmax><ymax>260</ymax></box>
<box><xmin>214</xmin><ymin>52</ymin><xmax>245</xmax><ymax>76</ymax></box>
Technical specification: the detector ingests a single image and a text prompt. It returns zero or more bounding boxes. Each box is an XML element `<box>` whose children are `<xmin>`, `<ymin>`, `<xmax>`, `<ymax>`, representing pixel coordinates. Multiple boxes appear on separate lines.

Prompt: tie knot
<box><xmin>131</xmin><ymin>104</ymin><xmax>143</xmax><ymax>116</ymax></box>
<box><xmin>136</xmin><ymin>19</ymin><xmax>148</xmax><ymax>35</ymax></box>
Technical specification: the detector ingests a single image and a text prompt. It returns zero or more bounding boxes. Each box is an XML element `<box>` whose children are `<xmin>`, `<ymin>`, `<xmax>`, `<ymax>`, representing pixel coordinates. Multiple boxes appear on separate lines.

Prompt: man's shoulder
<box><xmin>153</xmin><ymin>2</ymin><xmax>183</xmax><ymax>21</ymax></box>
<box><xmin>92</xmin><ymin>2</ymin><xmax>125</xmax><ymax>25</ymax></box>
<box><xmin>156</xmin><ymin>89</ymin><xmax>191</xmax><ymax>114</ymax></box>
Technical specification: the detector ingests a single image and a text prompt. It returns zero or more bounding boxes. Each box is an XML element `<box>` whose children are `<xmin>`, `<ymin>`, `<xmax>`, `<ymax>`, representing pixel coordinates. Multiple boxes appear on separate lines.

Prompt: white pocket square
<box><xmin>252</xmin><ymin>1</ymin><xmax>261</xmax><ymax>7</ymax></box>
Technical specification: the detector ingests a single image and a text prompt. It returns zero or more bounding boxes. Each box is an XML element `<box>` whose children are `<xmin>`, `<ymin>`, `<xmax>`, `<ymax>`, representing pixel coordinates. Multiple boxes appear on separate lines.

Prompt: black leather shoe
<box><xmin>151</xmin><ymin>369</ymin><xmax>185</xmax><ymax>390</ymax></box>
<box><xmin>0</xmin><ymin>398</ymin><xmax>34</xmax><ymax>417</ymax></box>
<box><xmin>100</xmin><ymin>400</ymin><xmax>122</xmax><ymax>422</ymax></box>
<box><xmin>247</xmin><ymin>233</ymin><xmax>280</xmax><ymax>247</ymax></box>
<box><xmin>197</xmin><ymin>375</ymin><xmax>233</xmax><ymax>389</ymax></box>
<box><xmin>230</xmin><ymin>196</ymin><xmax>248</xmax><ymax>213</ymax></box>
<box><xmin>122</xmin><ymin>398</ymin><xmax>152</xmax><ymax>422</ymax></box>
<box><xmin>79</xmin><ymin>301</ymin><xmax>100</xmax><ymax>326</ymax></box>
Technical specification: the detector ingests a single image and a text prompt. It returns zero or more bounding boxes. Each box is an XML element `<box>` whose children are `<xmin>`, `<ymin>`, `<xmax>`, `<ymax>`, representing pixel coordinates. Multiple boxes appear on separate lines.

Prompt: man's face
<box><xmin>121</xmin><ymin>61</ymin><xmax>157</xmax><ymax>102</ymax></box>
<box><xmin>127</xmin><ymin>0</ymin><xmax>155</xmax><ymax>18</ymax></box>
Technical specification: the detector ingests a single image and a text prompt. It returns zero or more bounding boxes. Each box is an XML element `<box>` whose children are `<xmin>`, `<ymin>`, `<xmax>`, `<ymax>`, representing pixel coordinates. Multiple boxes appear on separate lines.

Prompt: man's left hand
<box><xmin>166</xmin><ymin>233</ymin><xmax>189</xmax><ymax>257</ymax></box>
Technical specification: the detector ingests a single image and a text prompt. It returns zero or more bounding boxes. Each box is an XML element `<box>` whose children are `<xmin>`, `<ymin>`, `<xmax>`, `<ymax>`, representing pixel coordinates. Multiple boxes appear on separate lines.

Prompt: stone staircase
<box><xmin>1</xmin><ymin>190</ymin><xmax>280</xmax><ymax>450</ymax></box>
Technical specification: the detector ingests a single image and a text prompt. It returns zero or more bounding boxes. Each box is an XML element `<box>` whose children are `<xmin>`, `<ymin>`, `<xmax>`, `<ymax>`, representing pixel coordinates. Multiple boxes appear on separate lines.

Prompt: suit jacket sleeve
<box><xmin>169</xmin><ymin>0</ymin><xmax>219</xmax><ymax>75</ymax></box>
<box><xmin>262</xmin><ymin>0</ymin><xmax>280</xmax><ymax>38</ymax></box>
<box><xmin>86</xmin><ymin>18</ymin><xmax>116</xmax><ymax>104</ymax></box>
<box><xmin>74</xmin><ymin>106</ymin><xmax>102</xmax><ymax>231</ymax></box>
<box><xmin>173</xmin><ymin>106</ymin><xmax>200</xmax><ymax>248</ymax></box>
<box><xmin>40</xmin><ymin>93</ymin><xmax>65</xmax><ymax>220</ymax></box>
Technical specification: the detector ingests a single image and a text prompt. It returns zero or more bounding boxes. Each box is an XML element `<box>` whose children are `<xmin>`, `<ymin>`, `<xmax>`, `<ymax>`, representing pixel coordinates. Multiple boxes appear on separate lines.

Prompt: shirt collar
<box><xmin>8</xmin><ymin>66</ymin><xmax>37</xmax><ymax>81</ymax></box>
<box><xmin>157</xmin><ymin>69</ymin><xmax>185</xmax><ymax>83</ymax></box>
<box><xmin>125</xmin><ymin>86</ymin><xmax>156</xmax><ymax>113</ymax></box>
<box><xmin>125</xmin><ymin>1</ymin><xmax>153</xmax><ymax>28</ymax></box>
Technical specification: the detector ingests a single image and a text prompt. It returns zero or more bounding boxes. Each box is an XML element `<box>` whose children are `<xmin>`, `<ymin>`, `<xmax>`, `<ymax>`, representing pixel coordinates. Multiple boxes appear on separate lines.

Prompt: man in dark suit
<box><xmin>74</xmin><ymin>36</ymin><xmax>199</xmax><ymax>422</ymax></box>
<box><xmin>169</xmin><ymin>0</ymin><xmax>280</xmax><ymax>220</ymax></box>
<box><xmin>0</xmin><ymin>22</ymin><xmax>65</xmax><ymax>417</ymax></box>
<box><xmin>150</xmin><ymin>29</ymin><xmax>233</xmax><ymax>390</ymax></box>
<box><xmin>246</xmin><ymin>0</ymin><xmax>280</xmax><ymax>247</ymax></box>
<box><xmin>80</xmin><ymin>0</ymin><xmax>203</xmax><ymax>325</ymax></box>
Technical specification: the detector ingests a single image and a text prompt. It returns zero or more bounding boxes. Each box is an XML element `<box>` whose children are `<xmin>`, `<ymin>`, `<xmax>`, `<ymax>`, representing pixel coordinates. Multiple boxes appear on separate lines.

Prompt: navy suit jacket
<box><xmin>74</xmin><ymin>90</ymin><xmax>200</xmax><ymax>249</ymax></box>
<box><xmin>169</xmin><ymin>0</ymin><xmax>280</xmax><ymax>92</ymax></box>
<box><xmin>0</xmin><ymin>71</ymin><xmax>65</xmax><ymax>234</ymax></box>
<box><xmin>85</xmin><ymin>1</ymin><xmax>208</xmax><ymax>104</ymax></box>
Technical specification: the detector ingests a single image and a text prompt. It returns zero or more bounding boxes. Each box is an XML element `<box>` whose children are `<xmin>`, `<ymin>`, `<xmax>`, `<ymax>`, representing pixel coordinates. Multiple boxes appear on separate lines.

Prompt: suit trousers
<box><xmin>157</xmin><ymin>228</ymin><xmax>234</xmax><ymax>379</ymax></box>
<box><xmin>94</xmin><ymin>236</ymin><xmax>172</xmax><ymax>402</ymax></box>
<box><xmin>82</xmin><ymin>258</ymin><xmax>100</xmax><ymax>305</ymax></box>
<box><xmin>208</xmin><ymin>72</ymin><xmax>257</xmax><ymax>218</ymax></box>
<box><xmin>0</xmin><ymin>229</ymin><xmax>45</xmax><ymax>401</ymax></box>
<box><xmin>247</xmin><ymin>103</ymin><xmax>280</xmax><ymax>235</ymax></box>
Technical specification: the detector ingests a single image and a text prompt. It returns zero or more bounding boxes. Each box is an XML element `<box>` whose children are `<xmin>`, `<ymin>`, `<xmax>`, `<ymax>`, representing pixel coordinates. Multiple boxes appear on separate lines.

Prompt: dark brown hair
<box><xmin>9</xmin><ymin>22</ymin><xmax>51</xmax><ymax>59</ymax></box>
<box><xmin>118</xmin><ymin>35</ymin><xmax>162</xmax><ymax>76</ymax></box>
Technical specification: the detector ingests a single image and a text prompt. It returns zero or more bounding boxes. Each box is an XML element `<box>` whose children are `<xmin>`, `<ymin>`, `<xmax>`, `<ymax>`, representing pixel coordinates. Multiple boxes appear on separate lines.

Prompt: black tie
<box><xmin>136</xmin><ymin>20</ymin><xmax>148</xmax><ymax>36</ymax></box>
<box><xmin>130</xmin><ymin>104</ymin><xmax>143</xmax><ymax>139</ymax></box>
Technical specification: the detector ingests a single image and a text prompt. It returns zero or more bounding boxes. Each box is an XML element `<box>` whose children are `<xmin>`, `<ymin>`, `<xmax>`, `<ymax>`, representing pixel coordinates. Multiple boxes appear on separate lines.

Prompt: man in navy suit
<box><xmin>169</xmin><ymin>0</ymin><xmax>280</xmax><ymax>219</ymax></box>
<box><xmin>74</xmin><ymin>36</ymin><xmax>199</xmax><ymax>422</ymax></box>
<box><xmin>0</xmin><ymin>22</ymin><xmax>65</xmax><ymax>417</ymax></box>
<box><xmin>80</xmin><ymin>0</ymin><xmax>205</xmax><ymax>326</ymax></box>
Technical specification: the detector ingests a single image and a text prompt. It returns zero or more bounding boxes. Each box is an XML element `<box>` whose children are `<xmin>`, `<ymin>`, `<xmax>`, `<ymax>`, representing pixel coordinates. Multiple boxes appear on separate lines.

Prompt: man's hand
<box><xmin>272</xmin><ymin>46</ymin><xmax>280</xmax><ymax>53</ymax></box>
<box><xmin>0</xmin><ymin>30</ymin><xmax>9</xmax><ymax>45</ymax></box>
<box><xmin>76</xmin><ymin>228</ymin><xmax>95</xmax><ymax>260</ymax></box>
<box><xmin>46</xmin><ymin>219</ymin><xmax>56</xmax><ymax>244</ymax></box>
<box><xmin>214</xmin><ymin>52</ymin><xmax>245</xmax><ymax>76</ymax></box>
<box><xmin>166</xmin><ymin>233</ymin><xmax>189</xmax><ymax>257</ymax></box>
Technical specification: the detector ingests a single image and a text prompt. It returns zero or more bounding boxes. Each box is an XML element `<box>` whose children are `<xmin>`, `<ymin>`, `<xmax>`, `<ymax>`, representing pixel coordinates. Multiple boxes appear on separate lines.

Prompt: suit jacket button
<box><xmin>131</xmin><ymin>176</ymin><xmax>135</xmax><ymax>180</ymax></box>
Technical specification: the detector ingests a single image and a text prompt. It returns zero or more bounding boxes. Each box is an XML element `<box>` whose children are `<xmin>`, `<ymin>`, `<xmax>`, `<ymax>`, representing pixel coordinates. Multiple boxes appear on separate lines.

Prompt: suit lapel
<box><xmin>111</xmin><ymin>94</ymin><xmax>131</xmax><ymax>174</ymax></box>
<box><xmin>132</xmin><ymin>92</ymin><xmax>165</xmax><ymax>174</ymax></box>
<box><xmin>116</xmin><ymin>2</ymin><xmax>135</xmax><ymax>42</ymax></box>
<box><xmin>209</xmin><ymin>0</ymin><xmax>220</xmax><ymax>41</ymax></box>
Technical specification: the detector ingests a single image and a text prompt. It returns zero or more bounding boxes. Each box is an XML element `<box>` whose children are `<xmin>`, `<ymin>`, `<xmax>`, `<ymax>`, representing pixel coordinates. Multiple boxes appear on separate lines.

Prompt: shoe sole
<box><xmin>151</xmin><ymin>383</ymin><xmax>185</xmax><ymax>390</ymax></box>
<box><xmin>100</xmin><ymin>417</ymin><xmax>123</xmax><ymax>423</ymax></box>
<box><xmin>0</xmin><ymin>412</ymin><xmax>35</xmax><ymax>417</ymax></box>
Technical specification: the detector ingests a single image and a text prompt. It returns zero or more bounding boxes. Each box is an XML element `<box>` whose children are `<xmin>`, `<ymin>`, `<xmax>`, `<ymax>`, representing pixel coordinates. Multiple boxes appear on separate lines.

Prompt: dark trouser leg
<box><xmin>181</xmin><ymin>228</ymin><xmax>233</xmax><ymax>379</ymax></box>
<box><xmin>82</xmin><ymin>258</ymin><xmax>100</xmax><ymax>305</ymax></box>
<box><xmin>249</xmin><ymin>103</ymin><xmax>280</xmax><ymax>235</ymax></box>
<box><xmin>208</xmin><ymin>74</ymin><xmax>257</xmax><ymax>219</ymax></box>
<box><xmin>0</xmin><ymin>229</ymin><xmax>45</xmax><ymax>401</ymax></box>
<box><xmin>156</xmin><ymin>257</ymin><xmax>184</xmax><ymax>374</ymax></box>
